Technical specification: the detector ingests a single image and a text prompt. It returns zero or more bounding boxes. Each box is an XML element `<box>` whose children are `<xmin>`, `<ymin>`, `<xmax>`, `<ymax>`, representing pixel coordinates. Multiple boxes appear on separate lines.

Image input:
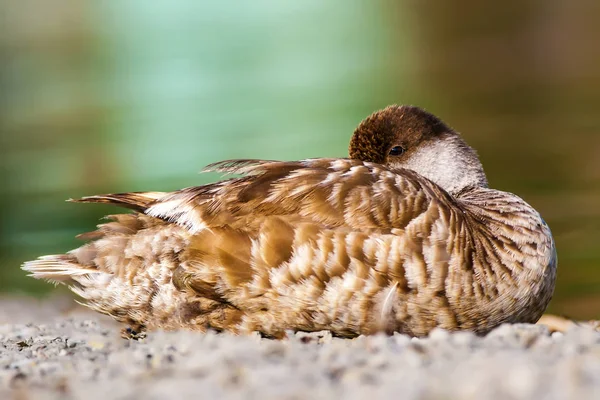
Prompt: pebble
<box><xmin>1</xmin><ymin>300</ymin><xmax>600</xmax><ymax>400</ymax></box>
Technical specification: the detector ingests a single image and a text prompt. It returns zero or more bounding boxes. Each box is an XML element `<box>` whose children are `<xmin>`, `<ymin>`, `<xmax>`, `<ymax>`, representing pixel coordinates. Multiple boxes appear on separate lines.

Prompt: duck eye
<box><xmin>389</xmin><ymin>146</ymin><xmax>405</xmax><ymax>156</ymax></box>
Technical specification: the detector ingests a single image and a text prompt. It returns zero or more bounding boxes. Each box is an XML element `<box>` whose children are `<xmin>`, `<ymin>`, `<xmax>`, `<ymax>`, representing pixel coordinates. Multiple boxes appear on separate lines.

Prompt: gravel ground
<box><xmin>1</xmin><ymin>297</ymin><xmax>600</xmax><ymax>400</ymax></box>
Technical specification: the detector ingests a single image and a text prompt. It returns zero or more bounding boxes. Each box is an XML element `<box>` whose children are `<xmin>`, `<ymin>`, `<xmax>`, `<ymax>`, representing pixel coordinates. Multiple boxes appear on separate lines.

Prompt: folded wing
<box><xmin>146</xmin><ymin>158</ymin><xmax>444</xmax><ymax>234</ymax></box>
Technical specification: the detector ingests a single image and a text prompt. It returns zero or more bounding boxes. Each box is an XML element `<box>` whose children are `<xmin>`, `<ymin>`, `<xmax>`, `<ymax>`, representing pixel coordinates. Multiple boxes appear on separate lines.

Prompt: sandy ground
<box><xmin>1</xmin><ymin>297</ymin><xmax>600</xmax><ymax>400</ymax></box>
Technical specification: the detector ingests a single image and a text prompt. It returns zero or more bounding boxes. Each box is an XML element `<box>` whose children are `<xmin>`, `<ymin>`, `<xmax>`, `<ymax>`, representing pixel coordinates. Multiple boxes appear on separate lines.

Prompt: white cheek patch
<box><xmin>401</xmin><ymin>137</ymin><xmax>487</xmax><ymax>195</ymax></box>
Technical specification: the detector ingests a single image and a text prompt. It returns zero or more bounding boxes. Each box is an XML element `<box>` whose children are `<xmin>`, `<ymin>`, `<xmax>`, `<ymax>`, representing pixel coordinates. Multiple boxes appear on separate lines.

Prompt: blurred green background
<box><xmin>1</xmin><ymin>1</ymin><xmax>599</xmax><ymax>319</ymax></box>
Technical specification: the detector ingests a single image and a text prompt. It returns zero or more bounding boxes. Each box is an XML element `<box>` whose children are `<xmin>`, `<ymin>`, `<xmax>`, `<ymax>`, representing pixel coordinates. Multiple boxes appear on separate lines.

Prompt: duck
<box><xmin>22</xmin><ymin>105</ymin><xmax>557</xmax><ymax>338</ymax></box>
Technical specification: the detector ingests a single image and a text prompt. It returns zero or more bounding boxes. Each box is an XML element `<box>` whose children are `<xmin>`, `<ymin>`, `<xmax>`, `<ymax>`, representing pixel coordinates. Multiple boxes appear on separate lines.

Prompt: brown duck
<box><xmin>23</xmin><ymin>105</ymin><xmax>557</xmax><ymax>338</ymax></box>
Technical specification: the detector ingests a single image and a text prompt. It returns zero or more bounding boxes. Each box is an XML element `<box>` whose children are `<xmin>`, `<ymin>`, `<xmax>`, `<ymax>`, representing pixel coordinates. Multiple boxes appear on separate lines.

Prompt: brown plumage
<box><xmin>22</xmin><ymin>105</ymin><xmax>557</xmax><ymax>338</ymax></box>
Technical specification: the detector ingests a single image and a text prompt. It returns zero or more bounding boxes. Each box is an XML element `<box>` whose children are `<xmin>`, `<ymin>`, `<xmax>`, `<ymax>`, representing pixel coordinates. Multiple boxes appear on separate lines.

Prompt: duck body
<box><xmin>23</xmin><ymin>106</ymin><xmax>557</xmax><ymax>338</ymax></box>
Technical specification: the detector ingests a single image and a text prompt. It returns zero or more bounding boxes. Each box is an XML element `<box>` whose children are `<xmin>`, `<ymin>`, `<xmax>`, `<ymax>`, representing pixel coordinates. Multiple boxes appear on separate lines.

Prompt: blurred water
<box><xmin>1</xmin><ymin>0</ymin><xmax>599</xmax><ymax>318</ymax></box>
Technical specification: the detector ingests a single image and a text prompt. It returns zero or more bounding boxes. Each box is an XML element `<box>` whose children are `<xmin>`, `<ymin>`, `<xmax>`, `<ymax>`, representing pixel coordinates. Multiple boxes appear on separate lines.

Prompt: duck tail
<box><xmin>21</xmin><ymin>213</ymin><xmax>185</xmax><ymax>329</ymax></box>
<box><xmin>22</xmin><ymin>254</ymin><xmax>108</xmax><ymax>287</ymax></box>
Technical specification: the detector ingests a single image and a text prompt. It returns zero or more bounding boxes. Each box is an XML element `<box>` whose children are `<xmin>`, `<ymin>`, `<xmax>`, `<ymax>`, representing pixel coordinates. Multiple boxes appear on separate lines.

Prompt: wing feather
<box><xmin>69</xmin><ymin>191</ymin><xmax>167</xmax><ymax>212</ymax></box>
<box><xmin>146</xmin><ymin>158</ymin><xmax>450</xmax><ymax>233</ymax></box>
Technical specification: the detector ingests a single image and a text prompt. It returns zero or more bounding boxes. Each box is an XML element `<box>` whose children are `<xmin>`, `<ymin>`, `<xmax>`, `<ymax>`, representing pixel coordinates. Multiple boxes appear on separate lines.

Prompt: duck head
<box><xmin>349</xmin><ymin>105</ymin><xmax>489</xmax><ymax>196</ymax></box>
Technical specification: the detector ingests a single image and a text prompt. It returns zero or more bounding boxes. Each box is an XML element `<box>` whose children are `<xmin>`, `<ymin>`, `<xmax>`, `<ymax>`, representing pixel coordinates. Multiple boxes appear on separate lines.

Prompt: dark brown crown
<box><xmin>348</xmin><ymin>105</ymin><xmax>451</xmax><ymax>164</ymax></box>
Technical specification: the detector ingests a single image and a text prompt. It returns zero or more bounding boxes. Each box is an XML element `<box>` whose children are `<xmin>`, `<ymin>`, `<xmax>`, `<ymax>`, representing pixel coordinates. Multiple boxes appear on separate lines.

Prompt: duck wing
<box><xmin>145</xmin><ymin>158</ymin><xmax>445</xmax><ymax>233</ymax></box>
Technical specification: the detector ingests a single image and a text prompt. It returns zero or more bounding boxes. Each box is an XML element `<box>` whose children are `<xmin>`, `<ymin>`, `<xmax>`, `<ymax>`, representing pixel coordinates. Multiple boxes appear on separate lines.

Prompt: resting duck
<box><xmin>23</xmin><ymin>105</ymin><xmax>557</xmax><ymax>338</ymax></box>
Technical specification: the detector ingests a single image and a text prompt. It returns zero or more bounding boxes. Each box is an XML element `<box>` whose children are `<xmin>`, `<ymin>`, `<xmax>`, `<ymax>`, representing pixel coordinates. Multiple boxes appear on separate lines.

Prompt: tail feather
<box><xmin>22</xmin><ymin>255</ymin><xmax>104</xmax><ymax>285</ymax></box>
<box><xmin>69</xmin><ymin>191</ymin><xmax>167</xmax><ymax>212</ymax></box>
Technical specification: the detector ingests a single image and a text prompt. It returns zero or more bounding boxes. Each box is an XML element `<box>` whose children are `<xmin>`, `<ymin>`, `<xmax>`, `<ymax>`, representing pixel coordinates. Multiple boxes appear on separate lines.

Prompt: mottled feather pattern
<box><xmin>22</xmin><ymin>105</ymin><xmax>557</xmax><ymax>338</ymax></box>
